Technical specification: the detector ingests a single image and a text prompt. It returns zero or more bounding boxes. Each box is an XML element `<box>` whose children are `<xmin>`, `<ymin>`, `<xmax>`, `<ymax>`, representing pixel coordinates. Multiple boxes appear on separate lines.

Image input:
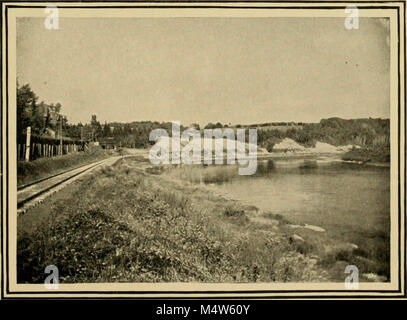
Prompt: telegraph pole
<box><xmin>25</xmin><ymin>126</ymin><xmax>31</xmax><ymax>162</ymax></box>
<box><xmin>59</xmin><ymin>115</ymin><xmax>63</xmax><ymax>155</ymax></box>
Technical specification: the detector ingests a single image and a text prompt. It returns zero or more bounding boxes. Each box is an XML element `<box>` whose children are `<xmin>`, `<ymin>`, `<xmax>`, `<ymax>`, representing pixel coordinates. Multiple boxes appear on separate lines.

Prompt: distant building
<box><xmin>99</xmin><ymin>137</ymin><xmax>116</xmax><ymax>149</ymax></box>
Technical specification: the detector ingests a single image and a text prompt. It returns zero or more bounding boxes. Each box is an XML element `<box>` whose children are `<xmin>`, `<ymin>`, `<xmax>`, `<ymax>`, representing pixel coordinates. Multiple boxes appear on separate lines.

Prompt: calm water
<box><xmin>209</xmin><ymin>157</ymin><xmax>390</xmax><ymax>242</ymax></box>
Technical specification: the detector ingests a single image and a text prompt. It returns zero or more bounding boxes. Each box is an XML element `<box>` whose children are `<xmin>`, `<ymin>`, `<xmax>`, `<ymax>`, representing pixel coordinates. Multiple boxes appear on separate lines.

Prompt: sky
<box><xmin>17</xmin><ymin>17</ymin><xmax>390</xmax><ymax>126</ymax></box>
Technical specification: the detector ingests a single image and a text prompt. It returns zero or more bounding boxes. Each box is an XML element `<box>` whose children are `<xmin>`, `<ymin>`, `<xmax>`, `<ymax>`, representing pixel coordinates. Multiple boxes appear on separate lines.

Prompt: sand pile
<box><xmin>272</xmin><ymin>138</ymin><xmax>359</xmax><ymax>154</ymax></box>
<box><xmin>312</xmin><ymin>141</ymin><xmax>340</xmax><ymax>153</ymax></box>
<box><xmin>273</xmin><ymin>138</ymin><xmax>306</xmax><ymax>152</ymax></box>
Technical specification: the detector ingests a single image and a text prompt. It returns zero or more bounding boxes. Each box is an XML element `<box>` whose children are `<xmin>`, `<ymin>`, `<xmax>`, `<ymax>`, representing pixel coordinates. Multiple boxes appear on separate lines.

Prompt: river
<box><xmin>206</xmin><ymin>157</ymin><xmax>390</xmax><ymax>254</ymax></box>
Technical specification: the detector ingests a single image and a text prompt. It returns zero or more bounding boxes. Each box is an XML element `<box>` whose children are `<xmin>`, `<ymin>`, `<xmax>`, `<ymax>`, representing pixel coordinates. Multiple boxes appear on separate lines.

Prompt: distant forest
<box><xmin>17</xmin><ymin>82</ymin><xmax>389</xmax><ymax>152</ymax></box>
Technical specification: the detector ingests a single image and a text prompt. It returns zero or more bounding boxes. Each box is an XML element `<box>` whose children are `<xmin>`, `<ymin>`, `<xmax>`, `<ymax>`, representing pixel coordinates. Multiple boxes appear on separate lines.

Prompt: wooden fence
<box><xmin>17</xmin><ymin>132</ymin><xmax>85</xmax><ymax>162</ymax></box>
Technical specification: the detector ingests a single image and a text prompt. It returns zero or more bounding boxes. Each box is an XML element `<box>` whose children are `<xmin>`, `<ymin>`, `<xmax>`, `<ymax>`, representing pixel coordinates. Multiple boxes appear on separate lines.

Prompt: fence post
<box><xmin>25</xmin><ymin>127</ymin><xmax>31</xmax><ymax>162</ymax></box>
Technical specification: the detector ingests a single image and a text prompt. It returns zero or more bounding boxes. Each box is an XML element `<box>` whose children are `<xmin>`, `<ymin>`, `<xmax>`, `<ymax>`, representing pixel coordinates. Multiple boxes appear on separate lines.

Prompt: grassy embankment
<box><xmin>17</xmin><ymin>146</ymin><xmax>119</xmax><ymax>187</ymax></box>
<box><xmin>18</xmin><ymin>157</ymin><xmax>330</xmax><ymax>283</ymax></box>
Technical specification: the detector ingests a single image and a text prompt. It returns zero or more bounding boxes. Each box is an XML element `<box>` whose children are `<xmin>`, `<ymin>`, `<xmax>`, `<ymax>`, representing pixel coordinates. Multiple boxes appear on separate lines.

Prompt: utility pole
<box><xmin>59</xmin><ymin>115</ymin><xmax>63</xmax><ymax>155</ymax></box>
<box><xmin>25</xmin><ymin>126</ymin><xmax>31</xmax><ymax>162</ymax></box>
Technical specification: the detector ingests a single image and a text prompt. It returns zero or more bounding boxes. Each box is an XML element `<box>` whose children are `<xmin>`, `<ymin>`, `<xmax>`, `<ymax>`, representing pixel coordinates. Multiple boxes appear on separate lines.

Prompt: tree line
<box><xmin>17</xmin><ymin>82</ymin><xmax>389</xmax><ymax>152</ymax></box>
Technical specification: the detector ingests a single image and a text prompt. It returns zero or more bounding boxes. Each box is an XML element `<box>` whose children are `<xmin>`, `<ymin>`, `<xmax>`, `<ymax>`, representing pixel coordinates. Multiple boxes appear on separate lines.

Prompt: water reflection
<box><xmin>255</xmin><ymin>160</ymin><xmax>276</xmax><ymax>176</ymax></box>
<box><xmin>166</xmin><ymin>157</ymin><xmax>389</xmax><ymax>187</ymax></box>
<box><xmin>298</xmin><ymin>160</ymin><xmax>319</xmax><ymax>173</ymax></box>
<box><xmin>250</xmin><ymin>158</ymin><xmax>389</xmax><ymax>180</ymax></box>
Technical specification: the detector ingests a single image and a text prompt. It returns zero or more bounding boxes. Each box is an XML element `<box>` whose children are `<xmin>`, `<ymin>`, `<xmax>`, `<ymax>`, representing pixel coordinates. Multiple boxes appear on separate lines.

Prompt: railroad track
<box><xmin>17</xmin><ymin>156</ymin><xmax>124</xmax><ymax>213</ymax></box>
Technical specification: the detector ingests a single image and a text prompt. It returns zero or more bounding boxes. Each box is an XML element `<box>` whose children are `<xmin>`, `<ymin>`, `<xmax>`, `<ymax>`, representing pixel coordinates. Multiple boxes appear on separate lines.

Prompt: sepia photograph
<box><xmin>1</xmin><ymin>1</ymin><xmax>405</xmax><ymax>299</ymax></box>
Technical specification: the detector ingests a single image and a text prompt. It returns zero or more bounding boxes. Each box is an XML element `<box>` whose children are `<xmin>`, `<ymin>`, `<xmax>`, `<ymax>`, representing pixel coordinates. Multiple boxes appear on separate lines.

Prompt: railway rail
<box><xmin>17</xmin><ymin>156</ymin><xmax>124</xmax><ymax>213</ymax></box>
